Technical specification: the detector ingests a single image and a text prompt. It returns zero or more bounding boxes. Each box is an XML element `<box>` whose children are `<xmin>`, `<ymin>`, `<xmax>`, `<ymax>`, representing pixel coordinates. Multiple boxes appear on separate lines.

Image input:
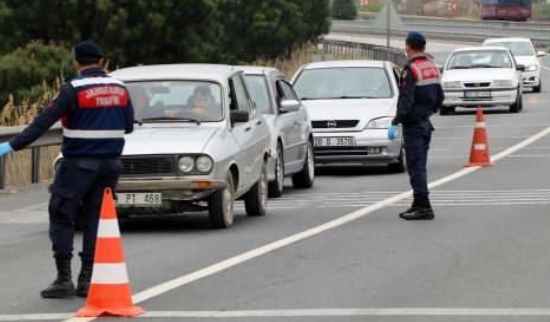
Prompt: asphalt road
<box><xmin>1</xmin><ymin>48</ymin><xmax>550</xmax><ymax>322</ymax></box>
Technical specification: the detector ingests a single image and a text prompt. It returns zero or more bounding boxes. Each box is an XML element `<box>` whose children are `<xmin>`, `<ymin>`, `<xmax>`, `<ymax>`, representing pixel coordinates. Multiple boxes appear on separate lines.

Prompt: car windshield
<box><xmin>485</xmin><ymin>41</ymin><xmax>534</xmax><ymax>56</ymax></box>
<box><xmin>293</xmin><ymin>67</ymin><xmax>392</xmax><ymax>100</ymax></box>
<box><xmin>125</xmin><ymin>81</ymin><xmax>223</xmax><ymax>122</ymax></box>
<box><xmin>244</xmin><ymin>75</ymin><xmax>272</xmax><ymax>114</ymax></box>
<box><xmin>447</xmin><ymin>50</ymin><xmax>513</xmax><ymax>70</ymax></box>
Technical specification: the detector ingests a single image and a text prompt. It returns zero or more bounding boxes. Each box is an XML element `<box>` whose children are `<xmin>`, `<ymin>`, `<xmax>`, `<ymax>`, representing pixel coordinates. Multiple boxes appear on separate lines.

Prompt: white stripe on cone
<box><xmin>91</xmin><ymin>263</ymin><xmax>130</xmax><ymax>284</ymax></box>
<box><xmin>97</xmin><ymin>219</ymin><xmax>121</xmax><ymax>238</ymax></box>
<box><xmin>474</xmin><ymin>144</ymin><xmax>487</xmax><ymax>151</ymax></box>
<box><xmin>475</xmin><ymin>122</ymin><xmax>486</xmax><ymax>128</ymax></box>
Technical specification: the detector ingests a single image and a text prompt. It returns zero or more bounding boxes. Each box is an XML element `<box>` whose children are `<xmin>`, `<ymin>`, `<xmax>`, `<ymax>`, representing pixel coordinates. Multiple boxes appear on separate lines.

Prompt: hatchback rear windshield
<box><xmin>293</xmin><ymin>67</ymin><xmax>392</xmax><ymax>101</ymax></box>
<box><xmin>126</xmin><ymin>81</ymin><xmax>223</xmax><ymax>122</ymax></box>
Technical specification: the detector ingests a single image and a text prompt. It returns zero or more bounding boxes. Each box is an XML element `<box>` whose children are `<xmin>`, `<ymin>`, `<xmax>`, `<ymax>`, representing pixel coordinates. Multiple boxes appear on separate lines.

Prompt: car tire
<box><xmin>268</xmin><ymin>144</ymin><xmax>284</xmax><ymax>198</ymax></box>
<box><xmin>533</xmin><ymin>81</ymin><xmax>541</xmax><ymax>93</ymax></box>
<box><xmin>292</xmin><ymin>140</ymin><xmax>315</xmax><ymax>189</ymax></box>
<box><xmin>509</xmin><ymin>91</ymin><xmax>522</xmax><ymax>113</ymax></box>
<box><xmin>208</xmin><ymin>174</ymin><xmax>235</xmax><ymax>228</ymax></box>
<box><xmin>388</xmin><ymin>147</ymin><xmax>406</xmax><ymax>174</ymax></box>
<box><xmin>244</xmin><ymin>162</ymin><xmax>268</xmax><ymax>217</ymax></box>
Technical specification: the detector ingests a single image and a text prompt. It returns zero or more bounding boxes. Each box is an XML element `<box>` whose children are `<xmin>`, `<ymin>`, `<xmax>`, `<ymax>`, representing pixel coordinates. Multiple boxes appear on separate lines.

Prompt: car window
<box><xmin>293</xmin><ymin>67</ymin><xmax>392</xmax><ymax>101</ymax></box>
<box><xmin>278</xmin><ymin>80</ymin><xmax>299</xmax><ymax>101</ymax></box>
<box><xmin>125</xmin><ymin>81</ymin><xmax>223</xmax><ymax>122</ymax></box>
<box><xmin>244</xmin><ymin>75</ymin><xmax>272</xmax><ymax>115</ymax></box>
<box><xmin>446</xmin><ymin>50</ymin><xmax>513</xmax><ymax>70</ymax></box>
<box><xmin>484</xmin><ymin>41</ymin><xmax>535</xmax><ymax>57</ymax></box>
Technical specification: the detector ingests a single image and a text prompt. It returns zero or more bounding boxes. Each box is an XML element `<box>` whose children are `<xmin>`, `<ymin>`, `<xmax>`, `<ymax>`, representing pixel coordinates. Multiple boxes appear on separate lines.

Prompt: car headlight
<box><xmin>525</xmin><ymin>64</ymin><xmax>538</xmax><ymax>71</ymax></box>
<box><xmin>365</xmin><ymin>117</ymin><xmax>392</xmax><ymax>129</ymax></box>
<box><xmin>178</xmin><ymin>156</ymin><xmax>195</xmax><ymax>173</ymax></box>
<box><xmin>493</xmin><ymin>80</ymin><xmax>513</xmax><ymax>88</ymax></box>
<box><xmin>196</xmin><ymin>155</ymin><xmax>213</xmax><ymax>173</ymax></box>
<box><xmin>444</xmin><ymin>81</ymin><xmax>461</xmax><ymax>89</ymax></box>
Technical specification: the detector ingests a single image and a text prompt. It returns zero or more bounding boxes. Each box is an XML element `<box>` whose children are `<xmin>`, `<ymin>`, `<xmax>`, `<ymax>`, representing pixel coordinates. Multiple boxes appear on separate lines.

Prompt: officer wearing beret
<box><xmin>0</xmin><ymin>41</ymin><xmax>134</xmax><ymax>298</ymax></box>
<box><xmin>389</xmin><ymin>32</ymin><xmax>444</xmax><ymax>220</ymax></box>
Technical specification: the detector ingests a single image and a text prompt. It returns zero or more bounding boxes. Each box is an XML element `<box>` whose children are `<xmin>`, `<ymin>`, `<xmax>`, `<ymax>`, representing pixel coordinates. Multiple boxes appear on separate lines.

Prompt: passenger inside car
<box><xmin>188</xmin><ymin>85</ymin><xmax>221</xmax><ymax>120</ymax></box>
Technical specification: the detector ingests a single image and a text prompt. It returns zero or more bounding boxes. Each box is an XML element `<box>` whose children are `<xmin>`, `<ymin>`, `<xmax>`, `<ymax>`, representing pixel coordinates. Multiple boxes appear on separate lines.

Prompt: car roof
<box><xmin>110</xmin><ymin>64</ymin><xmax>239</xmax><ymax>82</ymax></box>
<box><xmin>483</xmin><ymin>37</ymin><xmax>532</xmax><ymax>43</ymax></box>
<box><xmin>300</xmin><ymin>60</ymin><xmax>388</xmax><ymax>70</ymax></box>
<box><xmin>238</xmin><ymin>65</ymin><xmax>282</xmax><ymax>76</ymax></box>
<box><xmin>452</xmin><ymin>46</ymin><xmax>510</xmax><ymax>53</ymax></box>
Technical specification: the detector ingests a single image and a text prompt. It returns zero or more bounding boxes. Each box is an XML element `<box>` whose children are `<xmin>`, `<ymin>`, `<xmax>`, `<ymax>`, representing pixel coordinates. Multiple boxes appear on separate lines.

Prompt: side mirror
<box><xmin>230</xmin><ymin>110</ymin><xmax>250</xmax><ymax>123</ymax></box>
<box><xmin>516</xmin><ymin>64</ymin><xmax>525</xmax><ymax>71</ymax></box>
<box><xmin>279</xmin><ymin>99</ymin><xmax>301</xmax><ymax>113</ymax></box>
<box><xmin>537</xmin><ymin>50</ymin><xmax>547</xmax><ymax>57</ymax></box>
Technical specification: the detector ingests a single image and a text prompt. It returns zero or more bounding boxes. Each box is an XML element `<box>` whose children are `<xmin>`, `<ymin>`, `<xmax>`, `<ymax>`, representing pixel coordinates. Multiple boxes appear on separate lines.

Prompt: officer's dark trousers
<box><xmin>48</xmin><ymin>158</ymin><xmax>122</xmax><ymax>265</ymax></box>
<box><xmin>403</xmin><ymin>122</ymin><xmax>433</xmax><ymax>208</ymax></box>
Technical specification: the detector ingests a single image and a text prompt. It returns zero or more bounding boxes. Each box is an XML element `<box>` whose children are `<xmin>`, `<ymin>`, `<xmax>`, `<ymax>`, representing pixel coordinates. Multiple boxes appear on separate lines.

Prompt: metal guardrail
<box><xmin>318</xmin><ymin>39</ymin><xmax>408</xmax><ymax>66</ymax></box>
<box><xmin>0</xmin><ymin>124</ymin><xmax>62</xmax><ymax>189</ymax></box>
<box><xmin>332</xmin><ymin>17</ymin><xmax>550</xmax><ymax>47</ymax></box>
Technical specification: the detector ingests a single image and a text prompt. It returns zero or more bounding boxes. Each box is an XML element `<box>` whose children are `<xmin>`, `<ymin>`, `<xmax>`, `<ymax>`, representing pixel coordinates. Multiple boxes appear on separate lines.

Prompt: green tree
<box><xmin>331</xmin><ymin>0</ymin><xmax>358</xmax><ymax>20</ymax></box>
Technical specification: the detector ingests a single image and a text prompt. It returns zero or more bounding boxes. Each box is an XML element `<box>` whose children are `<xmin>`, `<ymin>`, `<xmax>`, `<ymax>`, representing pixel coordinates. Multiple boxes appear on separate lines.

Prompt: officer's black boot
<box><xmin>399</xmin><ymin>207</ymin><xmax>435</xmax><ymax>220</ymax></box>
<box><xmin>40</xmin><ymin>259</ymin><xmax>76</xmax><ymax>298</ymax></box>
<box><xmin>76</xmin><ymin>263</ymin><xmax>93</xmax><ymax>298</ymax></box>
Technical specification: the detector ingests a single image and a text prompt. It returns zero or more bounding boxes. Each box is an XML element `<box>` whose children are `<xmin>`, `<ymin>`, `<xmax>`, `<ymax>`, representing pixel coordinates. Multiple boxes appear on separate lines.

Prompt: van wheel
<box><xmin>244</xmin><ymin>162</ymin><xmax>268</xmax><ymax>217</ymax></box>
<box><xmin>509</xmin><ymin>91</ymin><xmax>522</xmax><ymax>113</ymax></box>
<box><xmin>292</xmin><ymin>140</ymin><xmax>315</xmax><ymax>189</ymax></box>
<box><xmin>533</xmin><ymin>81</ymin><xmax>541</xmax><ymax>93</ymax></box>
<box><xmin>388</xmin><ymin>147</ymin><xmax>406</xmax><ymax>173</ymax></box>
<box><xmin>268</xmin><ymin>144</ymin><xmax>284</xmax><ymax>198</ymax></box>
<box><xmin>208</xmin><ymin>174</ymin><xmax>235</xmax><ymax>228</ymax></box>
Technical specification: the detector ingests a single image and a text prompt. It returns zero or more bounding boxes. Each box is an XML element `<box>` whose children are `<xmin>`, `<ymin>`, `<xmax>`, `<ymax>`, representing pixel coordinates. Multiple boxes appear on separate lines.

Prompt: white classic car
<box><xmin>441</xmin><ymin>46</ymin><xmax>525</xmax><ymax>114</ymax></box>
<box><xmin>106</xmin><ymin>64</ymin><xmax>272</xmax><ymax>228</ymax></box>
<box><xmin>241</xmin><ymin>66</ymin><xmax>315</xmax><ymax>198</ymax></box>
<box><xmin>290</xmin><ymin>60</ymin><xmax>405</xmax><ymax>173</ymax></box>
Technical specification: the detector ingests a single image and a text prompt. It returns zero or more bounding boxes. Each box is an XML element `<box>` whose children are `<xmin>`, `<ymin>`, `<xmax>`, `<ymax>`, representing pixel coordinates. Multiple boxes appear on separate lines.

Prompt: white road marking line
<box><xmin>8</xmin><ymin>308</ymin><xmax>550</xmax><ymax>320</ymax></box>
<box><xmin>541</xmin><ymin>65</ymin><xmax>550</xmax><ymax>71</ymax></box>
<box><xmin>0</xmin><ymin>202</ymin><xmax>49</xmax><ymax>214</ymax></box>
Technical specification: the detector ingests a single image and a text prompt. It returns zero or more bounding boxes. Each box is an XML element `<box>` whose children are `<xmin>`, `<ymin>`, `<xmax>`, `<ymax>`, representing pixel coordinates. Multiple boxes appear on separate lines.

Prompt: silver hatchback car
<box><xmin>107</xmin><ymin>64</ymin><xmax>272</xmax><ymax>228</ymax></box>
<box><xmin>241</xmin><ymin>66</ymin><xmax>315</xmax><ymax>198</ymax></box>
<box><xmin>291</xmin><ymin>60</ymin><xmax>405</xmax><ymax>173</ymax></box>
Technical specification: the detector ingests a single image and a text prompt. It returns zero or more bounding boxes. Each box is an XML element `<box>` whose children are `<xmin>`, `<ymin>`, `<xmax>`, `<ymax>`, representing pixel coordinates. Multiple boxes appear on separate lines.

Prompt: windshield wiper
<box><xmin>140</xmin><ymin>116</ymin><xmax>201</xmax><ymax>125</ymax></box>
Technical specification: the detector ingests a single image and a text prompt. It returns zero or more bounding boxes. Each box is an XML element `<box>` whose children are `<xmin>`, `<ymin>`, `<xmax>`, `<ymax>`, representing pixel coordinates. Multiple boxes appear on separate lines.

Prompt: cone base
<box><xmin>75</xmin><ymin>305</ymin><xmax>144</xmax><ymax>317</ymax></box>
<box><xmin>465</xmin><ymin>162</ymin><xmax>493</xmax><ymax>167</ymax></box>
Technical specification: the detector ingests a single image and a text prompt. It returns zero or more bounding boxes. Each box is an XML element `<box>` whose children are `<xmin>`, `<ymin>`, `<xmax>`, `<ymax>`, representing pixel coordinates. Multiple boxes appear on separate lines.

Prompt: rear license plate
<box><xmin>314</xmin><ymin>137</ymin><xmax>355</xmax><ymax>147</ymax></box>
<box><xmin>464</xmin><ymin>91</ymin><xmax>491</xmax><ymax>98</ymax></box>
<box><xmin>117</xmin><ymin>193</ymin><xmax>162</xmax><ymax>206</ymax></box>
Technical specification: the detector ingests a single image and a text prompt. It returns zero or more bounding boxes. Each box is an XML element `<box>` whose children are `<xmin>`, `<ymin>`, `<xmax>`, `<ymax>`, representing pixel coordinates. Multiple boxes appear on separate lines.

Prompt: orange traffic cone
<box><xmin>465</xmin><ymin>107</ymin><xmax>492</xmax><ymax>167</ymax></box>
<box><xmin>75</xmin><ymin>188</ymin><xmax>144</xmax><ymax>318</ymax></box>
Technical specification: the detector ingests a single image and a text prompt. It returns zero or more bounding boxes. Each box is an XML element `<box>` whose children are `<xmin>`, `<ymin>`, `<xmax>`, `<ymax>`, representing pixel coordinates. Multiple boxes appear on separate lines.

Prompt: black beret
<box><xmin>74</xmin><ymin>40</ymin><xmax>104</xmax><ymax>63</ymax></box>
<box><xmin>406</xmin><ymin>32</ymin><xmax>426</xmax><ymax>47</ymax></box>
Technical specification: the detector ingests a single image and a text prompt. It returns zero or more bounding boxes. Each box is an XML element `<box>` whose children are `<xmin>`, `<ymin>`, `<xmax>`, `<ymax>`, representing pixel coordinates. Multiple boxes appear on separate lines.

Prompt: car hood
<box><xmin>122</xmin><ymin>126</ymin><xmax>220</xmax><ymax>155</ymax></box>
<box><xmin>514</xmin><ymin>56</ymin><xmax>539</xmax><ymax>66</ymax></box>
<box><xmin>302</xmin><ymin>99</ymin><xmax>395</xmax><ymax>122</ymax></box>
<box><xmin>442</xmin><ymin>69</ymin><xmax>517</xmax><ymax>82</ymax></box>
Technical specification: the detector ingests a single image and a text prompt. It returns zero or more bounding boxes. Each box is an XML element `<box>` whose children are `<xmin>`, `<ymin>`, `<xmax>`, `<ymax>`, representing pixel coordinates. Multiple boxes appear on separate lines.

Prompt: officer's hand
<box><xmin>0</xmin><ymin>142</ymin><xmax>13</xmax><ymax>157</ymax></box>
<box><xmin>387</xmin><ymin>125</ymin><xmax>399</xmax><ymax>141</ymax></box>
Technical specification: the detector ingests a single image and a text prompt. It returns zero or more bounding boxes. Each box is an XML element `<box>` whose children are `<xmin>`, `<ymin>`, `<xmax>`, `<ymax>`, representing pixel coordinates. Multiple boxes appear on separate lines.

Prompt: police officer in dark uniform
<box><xmin>390</xmin><ymin>32</ymin><xmax>444</xmax><ymax>220</ymax></box>
<box><xmin>0</xmin><ymin>41</ymin><xmax>134</xmax><ymax>298</ymax></box>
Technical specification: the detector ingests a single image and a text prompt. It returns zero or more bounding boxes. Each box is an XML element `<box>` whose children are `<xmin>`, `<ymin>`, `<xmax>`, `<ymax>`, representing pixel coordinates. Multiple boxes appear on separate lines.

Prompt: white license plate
<box><xmin>117</xmin><ymin>193</ymin><xmax>162</xmax><ymax>206</ymax></box>
<box><xmin>464</xmin><ymin>91</ymin><xmax>491</xmax><ymax>98</ymax></box>
<box><xmin>314</xmin><ymin>137</ymin><xmax>355</xmax><ymax>147</ymax></box>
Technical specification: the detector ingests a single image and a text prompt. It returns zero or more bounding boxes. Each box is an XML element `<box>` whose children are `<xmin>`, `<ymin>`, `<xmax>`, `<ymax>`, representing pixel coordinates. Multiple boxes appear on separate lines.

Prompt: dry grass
<box><xmin>1</xmin><ymin>79</ymin><xmax>61</xmax><ymax>188</ymax></box>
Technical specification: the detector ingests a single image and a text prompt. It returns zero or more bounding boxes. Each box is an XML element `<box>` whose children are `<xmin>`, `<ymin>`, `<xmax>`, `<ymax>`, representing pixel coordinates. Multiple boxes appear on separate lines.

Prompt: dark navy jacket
<box><xmin>10</xmin><ymin>68</ymin><xmax>134</xmax><ymax>157</ymax></box>
<box><xmin>392</xmin><ymin>55</ymin><xmax>444</xmax><ymax>126</ymax></box>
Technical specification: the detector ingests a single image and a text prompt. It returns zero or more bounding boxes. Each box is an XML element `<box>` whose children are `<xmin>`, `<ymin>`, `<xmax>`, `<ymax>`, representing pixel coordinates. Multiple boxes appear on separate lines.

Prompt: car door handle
<box><xmin>256</xmin><ymin>120</ymin><xmax>263</xmax><ymax>126</ymax></box>
<box><xmin>245</xmin><ymin>126</ymin><xmax>252</xmax><ymax>132</ymax></box>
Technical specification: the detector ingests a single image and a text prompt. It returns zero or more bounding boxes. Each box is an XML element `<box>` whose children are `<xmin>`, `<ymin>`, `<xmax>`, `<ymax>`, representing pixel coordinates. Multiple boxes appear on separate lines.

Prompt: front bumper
<box><xmin>443</xmin><ymin>88</ymin><xmax>518</xmax><ymax>107</ymax></box>
<box><xmin>521</xmin><ymin>70</ymin><xmax>540</xmax><ymax>88</ymax></box>
<box><xmin>117</xmin><ymin>177</ymin><xmax>228</xmax><ymax>201</ymax></box>
<box><xmin>312</xmin><ymin>130</ymin><xmax>401</xmax><ymax>166</ymax></box>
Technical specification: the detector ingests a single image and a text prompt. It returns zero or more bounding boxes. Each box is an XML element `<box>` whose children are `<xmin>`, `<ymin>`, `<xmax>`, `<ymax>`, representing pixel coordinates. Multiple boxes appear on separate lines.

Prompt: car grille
<box><xmin>463</xmin><ymin>82</ymin><xmax>491</xmax><ymax>88</ymax></box>
<box><xmin>312</xmin><ymin>120</ymin><xmax>359</xmax><ymax>129</ymax></box>
<box><xmin>121</xmin><ymin>156</ymin><xmax>175</xmax><ymax>176</ymax></box>
<box><xmin>314</xmin><ymin>146</ymin><xmax>376</xmax><ymax>156</ymax></box>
